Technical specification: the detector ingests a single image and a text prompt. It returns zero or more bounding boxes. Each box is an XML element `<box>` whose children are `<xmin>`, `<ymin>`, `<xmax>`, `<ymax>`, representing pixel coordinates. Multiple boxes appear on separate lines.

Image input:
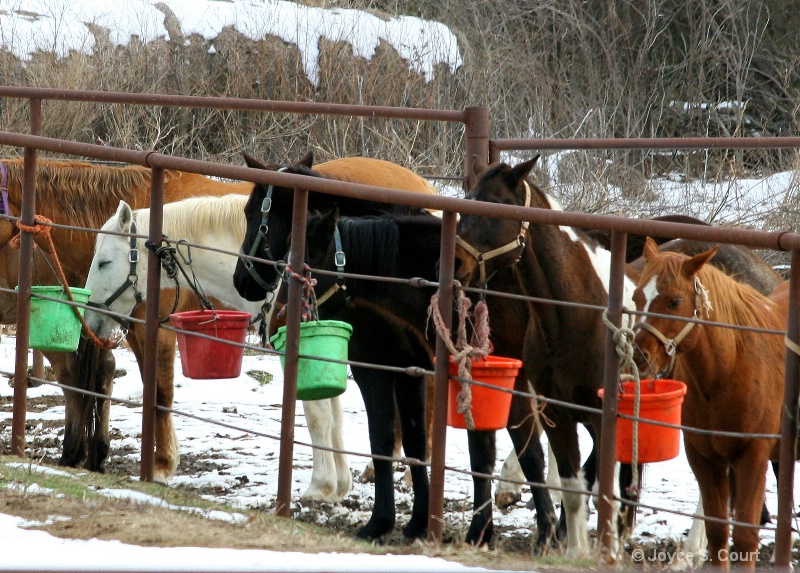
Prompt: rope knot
<box><xmin>428</xmin><ymin>283</ymin><xmax>491</xmax><ymax>430</ymax></box>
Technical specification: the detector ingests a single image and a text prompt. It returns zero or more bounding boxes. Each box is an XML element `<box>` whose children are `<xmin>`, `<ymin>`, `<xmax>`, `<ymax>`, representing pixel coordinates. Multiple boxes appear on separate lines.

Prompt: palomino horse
<box><xmin>82</xmin><ymin>196</ymin><xmax>351</xmax><ymax>501</ymax></box>
<box><xmin>299</xmin><ymin>207</ymin><xmax>559</xmax><ymax>547</ymax></box>
<box><xmin>633</xmin><ymin>238</ymin><xmax>788</xmax><ymax>569</ymax></box>
<box><xmin>0</xmin><ymin>158</ymin><xmax>251</xmax><ymax>480</ymax></box>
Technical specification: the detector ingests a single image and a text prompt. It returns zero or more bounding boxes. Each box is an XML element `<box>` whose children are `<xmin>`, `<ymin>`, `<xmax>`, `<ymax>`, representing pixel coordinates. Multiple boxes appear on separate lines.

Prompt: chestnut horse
<box><xmin>633</xmin><ymin>238</ymin><xmax>789</xmax><ymax>569</ymax></box>
<box><xmin>0</xmin><ymin>158</ymin><xmax>251</xmax><ymax>480</ymax></box>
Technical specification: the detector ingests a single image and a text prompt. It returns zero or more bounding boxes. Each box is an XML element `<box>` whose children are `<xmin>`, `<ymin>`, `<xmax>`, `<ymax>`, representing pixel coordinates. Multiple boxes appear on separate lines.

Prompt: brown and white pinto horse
<box><xmin>453</xmin><ymin>156</ymin><xmax>636</xmax><ymax>558</ymax></box>
<box><xmin>633</xmin><ymin>238</ymin><xmax>788</xmax><ymax>569</ymax></box>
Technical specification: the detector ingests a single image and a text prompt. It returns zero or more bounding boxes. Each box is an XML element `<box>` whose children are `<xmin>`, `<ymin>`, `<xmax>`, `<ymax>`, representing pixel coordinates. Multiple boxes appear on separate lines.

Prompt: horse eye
<box><xmin>668</xmin><ymin>297</ymin><xmax>683</xmax><ymax>310</ymax></box>
<box><xmin>98</xmin><ymin>261</ymin><xmax>110</xmax><ymax>269</ymax></box>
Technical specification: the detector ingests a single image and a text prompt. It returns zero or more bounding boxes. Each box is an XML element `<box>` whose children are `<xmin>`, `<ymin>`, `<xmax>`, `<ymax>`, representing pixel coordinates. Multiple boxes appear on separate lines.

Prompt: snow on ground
<box><xmin>0</xmin><ymin>328</ymin><xmax>796</xmax><ymax>569</ymax></box>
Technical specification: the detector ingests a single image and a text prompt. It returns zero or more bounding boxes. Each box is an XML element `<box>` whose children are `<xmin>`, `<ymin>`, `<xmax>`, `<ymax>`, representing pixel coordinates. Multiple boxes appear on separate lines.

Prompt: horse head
<box><xmin>84</xmin><ymin>200</ymin><xmax>147</xmax><ymax>339</ymax></box>
<box><xmin>453</xmin><ymin>155</ymin><xmax>540</xmax><ymax>287</ymax></box>
<box><xmin>233</xmin><ymin>151</ymin><xmax>323</xmax><ymax>302</ymax></box>
<box><xmin>632</xmin><ymin>237</ymin><xmax>718</xmax><ymax>379</ymax></box>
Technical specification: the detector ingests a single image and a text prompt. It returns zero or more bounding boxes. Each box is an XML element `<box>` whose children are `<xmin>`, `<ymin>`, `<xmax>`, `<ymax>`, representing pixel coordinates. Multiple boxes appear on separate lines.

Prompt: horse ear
<box><xmin>508</xmin><ymin>156</ymin><xmax>540</xmax><ymax>185</ymax></box>
<box><xmin>471</xmin><ymin>155</ymin><xmax>488</xmax><ymax>177</ymax></box>
<box><xmin>681</xmin><ymin>246</ymin><xmax>719</xmax><ymax>279</ymax></box>
<box><xmin>243</xmin><ymin>152</ymin><xmax>267</xmax><ymax>170</ymax></box>
<box><xmin>116</xmin><ymin>200</ymin><xmax>133</xmax><ymax>233</ymax></box>
<box><xmin>642</xmin><ymin>237</ymin><xmax>660</xmax><ymax>261</ymax></box>
<box><xmin>298</xmin><ymin>151</ymin><xmax>314</xmax><ymax>168</ymax></box>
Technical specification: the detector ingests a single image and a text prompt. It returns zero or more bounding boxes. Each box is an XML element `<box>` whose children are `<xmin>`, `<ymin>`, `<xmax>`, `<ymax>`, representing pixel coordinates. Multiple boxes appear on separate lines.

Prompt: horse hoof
<box><xmin>356</xmin><ymin>517</ymin><xmax>394</xmax><ymax>540</ymax></box>
<box><xmin>466</xmin><ymin>519</ymin><xmax>493</xmax><ymax>546</ymax></box>
<box><xmin>402</xmin><ymin>518</ymin><xmax>427</xmax><ymax>540</ymax></box>
<box><xmin>300</xmin><ymin>485</ymin><xmax>341</xmax><ymax>503</ymax></box>
<box><xmin>495</xmin><ymin>490</ymin><xmax>521</xmax><ymax>510</ymax></box>
<box><xmin>152</xmin><ymin>471</ymin><xmax>170</xmax><ymax>486</ymax></box>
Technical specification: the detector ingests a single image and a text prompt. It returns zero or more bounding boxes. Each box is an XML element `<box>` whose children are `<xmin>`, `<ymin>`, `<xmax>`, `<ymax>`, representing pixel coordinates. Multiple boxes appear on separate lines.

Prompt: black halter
<box><xmin>87</xmin><ymin>220</ymin><xmax>144</xmax><ymax>330</ymax></box>
<box><xmin>239</xmin><ymin>169</ymin><xmax>287</xmax><ymax>296</ymax></box>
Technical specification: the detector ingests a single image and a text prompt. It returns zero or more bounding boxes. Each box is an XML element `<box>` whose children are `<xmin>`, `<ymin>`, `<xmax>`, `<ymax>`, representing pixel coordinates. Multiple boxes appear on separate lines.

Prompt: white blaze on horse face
<box><xmin>639</xmin><ymin>276</ymin><xmax>659</xmax><ymax>320</ymax></box>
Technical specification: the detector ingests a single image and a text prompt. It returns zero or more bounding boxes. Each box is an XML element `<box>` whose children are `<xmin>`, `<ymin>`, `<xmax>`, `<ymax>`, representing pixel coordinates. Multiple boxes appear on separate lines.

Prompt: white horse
<box><xmin>83</xmin><ymin>195</ymin><xmax>351</xmax><ymax>502</ymax></box>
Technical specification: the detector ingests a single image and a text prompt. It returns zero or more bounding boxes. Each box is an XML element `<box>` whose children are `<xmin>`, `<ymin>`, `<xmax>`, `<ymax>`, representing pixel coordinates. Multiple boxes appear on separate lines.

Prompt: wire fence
<box><xmin>0</xmin><ymin>86</ymin><xmax>798</xmax><ymax>568</ymax></box>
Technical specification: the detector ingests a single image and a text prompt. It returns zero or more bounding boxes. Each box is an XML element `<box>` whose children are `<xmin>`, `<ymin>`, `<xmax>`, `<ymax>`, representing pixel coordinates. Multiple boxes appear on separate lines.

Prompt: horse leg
<box><xmin>394</xmin><ymin>374</ymin><xmax>429</xmax><ymax>539</ymax></box>
<box><xmin>466</xmin><ymin>428</ymin><xmax>496</xmax><ymax>545</ymax></box>
<box><xmin>730</xmin><ymin>451</ymin><xmax>769</xmax><ymax>568</ymax></box>
<box><xmin>351</xmin><ymin>366</ymin><xmax>396</xmax><ymax>539</ymax></box>
<box><xmin>505</xmin><ymin>389</ymin><xmax>558</xmax><ymax>553</ymax></box>
<box><xmin>545</xmin><ymin>417</ymin><xmax>590</xmax><ymax>558</ymax></box>
<box><xmin>127</xmin><ymin>323</ymin><xmax>178</xmax><ymax>485</ymax></box>
<box><xmin>301</xmin><ymin>397</ymin><xmax>349</xmax><ymax>501</ymax></box>
<box><xmin>48</xmin><ymin>351</ymin><xmax>88</xmax><ymax>467</ymax></box>
<box><xmin>677</xmin><ymin>496</ymin><xmax>707</xmax><ymax>570</ymax></box>
<box><xmin>495</xmin><ymin>450</ymin><xmax>524</xmax><ymax>509</ymax></box>
<box><xmin>329</xmin><ymin>395</ymin><xmax>352</xmax><ymax>499</ymax></box>
<box><xmin>686</xmin><ymin>445</ymin><xmax>729</xmax><ymax>567</ymax></box>
<box><xmin>84</xmin><ymin>346</ymin><xmax>116</xmax><ymax>472</ymax></box>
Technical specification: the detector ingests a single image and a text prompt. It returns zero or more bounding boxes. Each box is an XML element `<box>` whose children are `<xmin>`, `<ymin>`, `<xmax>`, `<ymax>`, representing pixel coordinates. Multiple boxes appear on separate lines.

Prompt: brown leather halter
<box><xmin>455</xmin><ymin>180</ymin><xmax>531</xmax><ymax>286</ymax></box>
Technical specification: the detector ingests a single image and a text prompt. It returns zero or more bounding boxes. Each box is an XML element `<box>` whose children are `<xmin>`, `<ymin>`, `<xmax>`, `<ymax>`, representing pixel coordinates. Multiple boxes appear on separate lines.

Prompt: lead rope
<box><xmin>276</xmin><ymin>264</ymin><xmax>319</xmax><ymax>323</ymax></box>
<box><xmin>14</xmin><ymin>216</ymin><xmax>120</xmax><ymax>350</ymax></box>
<box><xmin>428</xmin><ymin>283</ymin><xmax>491</xmax><ymax>431</ymax></box>
<box><xmin>602</xmin><ymin>310</ymin><xmax>641</xmax><ymax>496</ymax></box>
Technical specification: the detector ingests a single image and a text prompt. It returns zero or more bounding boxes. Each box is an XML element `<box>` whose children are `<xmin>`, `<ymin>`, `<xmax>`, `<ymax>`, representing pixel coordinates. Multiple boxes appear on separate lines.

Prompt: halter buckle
<box><xmin>260</xmin><ymin>196</ymin><xmax>272</xmax><ymax>214</ymax></box>
<box><xmin>334</xmin><ymin>250</ymin><xmax>346</xmax><ymax>268</ymax></box>
<box><xmin>129</xmin><ymin>249</ymin><xmax>139</xmax><ymax>264</ymax></box>
<box><xmin>665</xmin><ymin>339</ymin><xmax>677</xmax><ymax>357</ymax></box>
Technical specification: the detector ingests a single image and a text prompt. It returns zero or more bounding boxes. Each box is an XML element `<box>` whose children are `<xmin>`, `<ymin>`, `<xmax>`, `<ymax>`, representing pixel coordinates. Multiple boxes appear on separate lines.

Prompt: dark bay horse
<box><xmin>633</xmin><ymin>238</ymin><xmax>789</xmax><ymax>569</ymax></box>
<box><xmin>301</xmin><ymin>208</ymin><xmax>559</xmax><ymax>547</ymax></box>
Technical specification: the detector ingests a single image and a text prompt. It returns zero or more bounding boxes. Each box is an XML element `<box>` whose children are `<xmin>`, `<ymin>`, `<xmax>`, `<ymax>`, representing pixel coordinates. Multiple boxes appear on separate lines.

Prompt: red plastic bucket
<box><xmin>446</xmin><ymin>355</ymin><xmax>522</xmax><ymax>430</ymax></box>
<box><xmin>170</xmin><ymin>310</ymin><xmax>252</xmax><ymax>379</ymax></box>
<box><xmin>598</xmin><ymin>379</ymin><xmax>687</xmax><ymax>463</ymax></box>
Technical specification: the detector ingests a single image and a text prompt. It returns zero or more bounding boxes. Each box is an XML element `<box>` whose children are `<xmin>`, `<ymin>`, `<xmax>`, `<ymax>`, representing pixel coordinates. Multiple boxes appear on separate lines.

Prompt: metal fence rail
<box><xmin>0</xmin><ymin>86</ymin><xmax>797</xmax><ymax>569</ymax></box>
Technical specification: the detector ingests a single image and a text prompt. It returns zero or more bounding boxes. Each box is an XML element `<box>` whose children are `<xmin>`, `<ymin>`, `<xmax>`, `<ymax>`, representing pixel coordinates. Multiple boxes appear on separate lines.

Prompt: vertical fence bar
<box><xmin>11</xmin><ymin>98</ymin><xmax>41</xmax><ymax>456</ymax></box>
<box><xmin>774</xmin><ymin>247</ymin><xmax>800</xmax><ymax>569</ymax></box>
<box><xmin>428</xmin><ymin>210</ymin><xmax>458</xmax><ymax>543</ymax></box>
<box><xmin>275</xmin><ymin>186</ymin><xmax>309</xmax><ymax>517</ymax></box>
<box><xmin>463</xmin><ymin>107</ymin><xmax>490</xmax><ymax>191</ymax></box>
<box><xmin>139</xmin><ymin>166</ymin><xmax>165</xmax><ymax>482</ymax></box>
<box><xmin>597</xmin><ymin>229</ymin><xmax>627</xmax><ymax>559</ymax></box>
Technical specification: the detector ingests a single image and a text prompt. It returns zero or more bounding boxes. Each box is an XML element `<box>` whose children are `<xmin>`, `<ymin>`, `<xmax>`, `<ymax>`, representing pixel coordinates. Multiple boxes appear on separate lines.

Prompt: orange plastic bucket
<box><xmin>598</xmin><ymin>379</ymin><xmax>687</xmax><ymax>463</ymax></box>
<box><xmin>446</xmin><ymin>355</ymin><xmax>522</xmax><ymax>430</ymax></box>
<box><xmin>170</xmin><ymin>310</ymin><xmax>252</xmax><ymax>379</ymax></box>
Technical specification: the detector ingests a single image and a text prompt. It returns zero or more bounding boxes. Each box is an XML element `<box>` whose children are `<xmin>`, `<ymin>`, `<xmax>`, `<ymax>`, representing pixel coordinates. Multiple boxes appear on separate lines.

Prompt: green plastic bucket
<box><xmin>22</xmin><ymin>286</ymin><xmax>91</xmax><ymax>352</ymax></box>
<box><xmin>270</xmin><ymin>320</ymin><xmax>353</xmax><ymax>400</ymax></box>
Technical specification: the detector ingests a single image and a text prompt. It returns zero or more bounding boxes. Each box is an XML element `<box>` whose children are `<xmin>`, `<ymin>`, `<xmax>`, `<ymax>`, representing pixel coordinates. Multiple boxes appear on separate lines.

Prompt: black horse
<box><xmin>232</xmin><ymin>153</ymin><xmax>559</xmax><ymax>548</ymax></box>
<box><xmin>301</xmin><ymin>207</ymin><xmax>559</xmax><ymax>547</ymax></box>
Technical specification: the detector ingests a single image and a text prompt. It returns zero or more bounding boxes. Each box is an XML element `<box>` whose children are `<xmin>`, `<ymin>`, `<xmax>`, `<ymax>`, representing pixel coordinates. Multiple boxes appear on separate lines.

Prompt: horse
<box><xmin>0</xmin><ymin>155</ymin><xmax>423</xmax><ymax>491</ymax></box>
<box><xmin>299</xmin><ymin>206</ymin><xmax>561</xmax><ymax>547</ymax></box>
<box><xmin>632</xmin><ymin>237</ymin><xmax>789</xmax><ymax>569</ymax></box>
<box><xmin>0</xmin><ymin>158</ymin><xmax>252</xmax><ymax>480</ymax></box>
<box><xmin>82</xmin><ymin>195</ymin><xmax>354</xmax><ymax>501</ymax></box>
<box><xmin>229</xmin><ymin>154</ymin><xmax>562</xmax><ymax>546</ymax></box>
<box><xmin>450</xmin><ymin>156</ymin><xmax>785</xmax><ymax>559</ymax></box>
<box><xmin>451</xmin><ymin>156</ymin><xmax>641</xmax><ymax>557</ymax></box>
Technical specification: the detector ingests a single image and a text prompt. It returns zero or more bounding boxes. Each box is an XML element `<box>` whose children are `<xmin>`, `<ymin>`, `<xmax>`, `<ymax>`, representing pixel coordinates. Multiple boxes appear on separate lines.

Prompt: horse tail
<box><xmin>74</xmin><ymin>337</ymin><xmax>114</xmax><ymax>472</ymax></box>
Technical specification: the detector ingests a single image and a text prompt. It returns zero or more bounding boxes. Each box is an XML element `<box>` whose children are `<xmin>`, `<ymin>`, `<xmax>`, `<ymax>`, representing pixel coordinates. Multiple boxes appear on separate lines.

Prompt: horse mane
<box><xmin>337</xmin><ymin>216</ymin><xmax>400</xmax><ymax>278</ymax></box>
<box><xmin>2</xmin><ymin>158</ymin><xmax>186</xmax><ymax>229</ymax></box>
<box><xmin>134</xmin><ymin>194</ymin><xmax>247</xmax><ymax>244</ymax></box>
<box><xmin>644</xmin><ymin>250</ymin><xmax>780</xmax><ymax>350</ymax></box>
